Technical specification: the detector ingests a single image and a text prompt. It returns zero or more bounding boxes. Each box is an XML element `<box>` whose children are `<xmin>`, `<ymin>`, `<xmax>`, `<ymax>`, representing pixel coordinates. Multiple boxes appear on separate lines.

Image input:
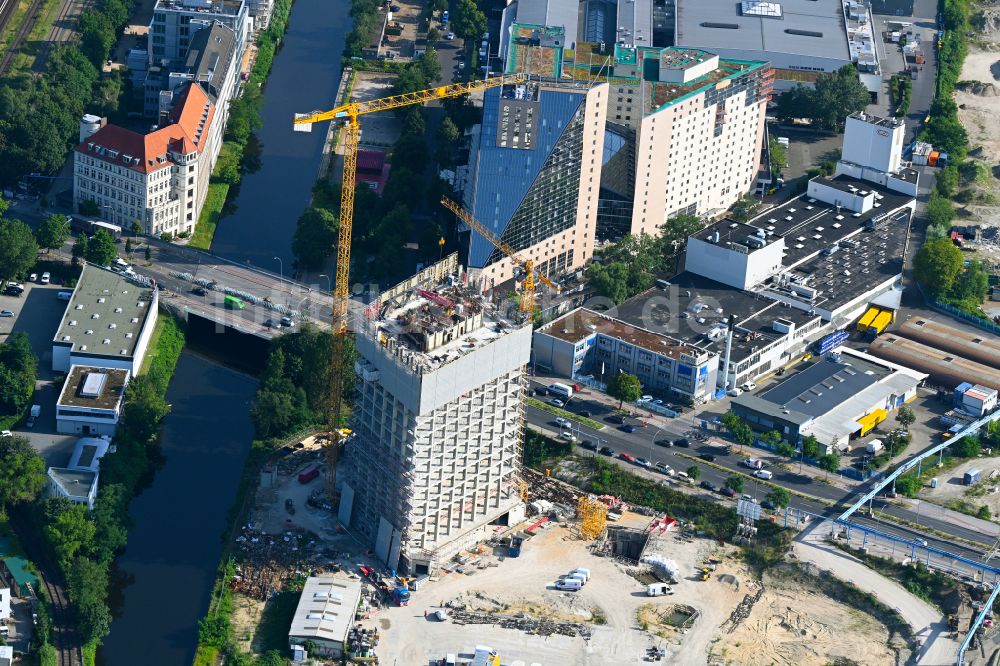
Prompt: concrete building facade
<box><xmin>52</xmin><ymin>265</ymin><xmax>158</xmax><ymax>375</ymax></box>
<box><xmin>461</xmin><ymin>25</ymin><xmax>608</xmax><ymax>288</ymax></box>
<box><xmin>74</xmin><ymin>82</ymin><xmax>217</xmax><ymax>236</ymax></box>
<box><xmin>149</xmin><ymin>0</ymin><xmax>248</xmax><ymax>69</ymax></box>
<box><xmin>55</xmin><ymin>366</ymin><xmax>129</xmax><ymax>437</ymax></box>
<box><xmin>533</xmin><ymin>307</ymin><xmax>719</xmax><ymax>403</ymax></box>
<box><xmin>341</xmin><ymin>257</ymin><xmax>529</xmax><ymax>575</ymax></box>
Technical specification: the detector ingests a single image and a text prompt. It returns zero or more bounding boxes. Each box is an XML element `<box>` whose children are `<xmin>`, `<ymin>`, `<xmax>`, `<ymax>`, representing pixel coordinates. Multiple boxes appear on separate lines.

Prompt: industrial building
<box><xmin>287</xmin><ymin>575</ymin><xmax>363</xmax><ymax>659</ymax></box>
<box><xmin>459</xmin><ymin>25</ymin><xmax>608</xmax><ymax>288</ymax></box>
<box><xmin>46</xmin><ymin>437</ymin><xmax>111</xmax><ymax>510</ymax></box>
<box><xmin>533</xmin><ymin>307</ymin><xmax>719</xmax><ymax>403</ymax></box>
<box><xmin>55</xmin><ymin>366</ymin><xmax>129</xmax><ymax>437</ymax></box>
<box><xmin>673</xmin><ymin>0</ymin><xmax>881</xmax><ymax>91</ymax></box>
<box><xmin>895</xmin><ymin>318</ymin><xmax>1000</xmax><ymax>369</ymax></box>
<box><xmin>869</xmin><ymin>334</ymin><xmax>1000</xmax><ymax>392</ymax></box>
<box><xmin>52</xmin><ymin>264</ymin><xmax>158</xmax><ymax>375</ymax></box>
<box><xmin>731</xmin><ymin>347</ymin><xmax>926</xmax><ymax>449</ymax></box>
<box><xmin>595</xmin><ymin>113</ymin><xmax>917</xmax><ymax>392</ymax></box>
<box><xmin>341</xmin><ymin>257</ymin><xmax>529</xmax><ymax>574</ymax></box>
<box><xmin>0</xmin><ymin>645</ymin><xmax>11</xmax><ymax>666</ymax></box>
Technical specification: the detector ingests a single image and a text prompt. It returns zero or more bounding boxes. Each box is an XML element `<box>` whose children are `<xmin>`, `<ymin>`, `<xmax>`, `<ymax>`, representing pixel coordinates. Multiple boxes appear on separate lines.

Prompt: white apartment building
<box><xmin>341</xmin><ymin>257</ymin><xmax>529</xmax><ymax>575</ymax></box>
<box><xmin>74</xmin><ymin>82</ymin><xmax>217</xmax><ymax>236</ymax></box>
<box><xmin>588</xmin><ymin>46</ymin><xmax>771</xmax><ymax>236</ymax></box>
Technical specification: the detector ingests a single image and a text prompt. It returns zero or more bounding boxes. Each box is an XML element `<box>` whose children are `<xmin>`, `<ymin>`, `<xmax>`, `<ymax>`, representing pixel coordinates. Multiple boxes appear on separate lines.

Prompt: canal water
<box><xmin>210</xmin><ymin>0</ymin><xmax>350</xmax><ymax>272</ymax></box>
<box><xmin>98</xmin><ymin>352</ymin><xmax>257</xmax><ymax>666</ymax></box>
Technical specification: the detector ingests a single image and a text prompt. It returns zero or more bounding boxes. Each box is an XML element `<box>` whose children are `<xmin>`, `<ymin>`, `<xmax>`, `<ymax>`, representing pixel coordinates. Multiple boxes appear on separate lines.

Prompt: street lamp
<box><xmin>319</xmin><ymin>273</ymin><xmax>332</xmax><ymax>293</ymax></box>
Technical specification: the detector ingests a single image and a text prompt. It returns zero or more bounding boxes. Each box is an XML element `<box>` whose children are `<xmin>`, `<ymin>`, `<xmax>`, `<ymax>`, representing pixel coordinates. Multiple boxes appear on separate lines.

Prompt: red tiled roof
<box><xmin>357</xmin><ymin>149</ymin><xmax>387</xmax><ymax>174</ymax></box>
<box><xmin>75</xmin><ymin>82</ymin><xmax>216</xmax><ymax>175</ymax></box>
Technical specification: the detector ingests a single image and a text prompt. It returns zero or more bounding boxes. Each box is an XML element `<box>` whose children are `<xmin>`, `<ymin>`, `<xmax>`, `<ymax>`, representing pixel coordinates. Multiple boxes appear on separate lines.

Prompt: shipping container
<box><xmin>964</xmin><ymin>469</ymin><xmax>981</xmax><ymax>485</ymax></box>
<box><xmin>298</xmin><ymin>464</ymin><xmax>320</xmax><ymax>484</ymax></box>
<box><xmin>928</xmin><ymin>151</ymin><xmax>939</xmax><ymax>166</ymax></box>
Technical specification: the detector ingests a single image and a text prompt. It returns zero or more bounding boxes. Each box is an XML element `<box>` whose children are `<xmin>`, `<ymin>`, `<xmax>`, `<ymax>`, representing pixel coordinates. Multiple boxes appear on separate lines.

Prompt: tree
<box><xmin>78</xmin><ymin>200</ymin><xmax>101</xmax><ymax>216</ymax></box>
<box><xmin>42</xmin><ymin>498</ymin><xmax>97</xmax><ymax>570</ymax></box>
<box><xmin>436</xmin><ymin>116</ymin><xmax>461</xmax><ymax>165</ymax></box>
<box><xmin>0</xmin><ymin>435</ymin><xmax>46</xmax><ymax>505</ymax></box>
<box><xmin>925</xmin><ymin>192</ymin><xmax>955</xmax><ymax>230</ymax></box>
<box><xmin>453</xmin><ymin>0</ymin><xmax>486</xmax><ymax>40</ymax></box>
<box><xmin>427</xmin><ymin>27</ymin><xmax>441</xmax><ymax>43</ymax></box>
<box><xmin>606</xmin><ymin>372</ymin><xmax>642</xmax><ymax>408</ymax></box>
<box><xmin>768</xmin><ymin>137</ymin><xmax>787</xmax><ymax>173</ymax></box>
<box><xmin>686</xmin><ymin>465</ymin><xmax>701</xmax><ymax>481</ymax></box>
<box><xmin>0</xmin><ymin>219</ymin><xmax>38</xmax><ymax>281</ymax></box>
<box><xmin>292</xmin><ymin>206</ymin><xmax>338</xmax><ymax>270</ymax></box>
<box><xmin>935</xmin><ymin>164</ymin><xmax>960</xmax><ymax>197</ymax></box>
<box><xmin>818</xmin><ymin>453</ymin><xmax>840</xmax><ymax>477</ymax></box>
<box><xmin>730</xmin><ymin>193</ymin><xmax>762</xmax><ymax>222</ymax></box>
<box><xmin>35</xmin><ymin>214</ymin><xmax>71</xmax><ymax>253</ymax></box>
<box><xmin>659</xmin><ymin>214</ymin><xmax>702</xmax><ymax>249</ymax></box>
<box><xmin>914</xmin><ymin>238</ymin><xmax>963</xmax><ymax>297</ymax></box>
<box><xmin>144</xmin><ymin>245</ymin><xmax>151</xmax><ymax>262</ymax></box>
<box><xmin>586</xmin><ymin>233</ymin><xmax>666</xmax><ymax>303</ymax></box>
<box><xmin>895</xmin><ymin>405</ymin><xmax>916</xmax><ymax>431</ymax></box>
<box><xmin>800</xmin><ymin>435</ymin><xmax>821</xmax><ymax>460</ymax></box>
<box><xmin>952</xmin><ymin>262</ymin><xmax>990</xmax><ymax>302</ymax></box>
<box><xmin>766</xmin><ymin>486</ymin><xmax>790</xmax><ymax>508</ymax></box>
<box><xmin>71</xmin><ymin>234</ymin><xmax>88</xmax><ymax>266</ymax></box>
<box><xmin>775</xmin><ymin>66</ymin><xmax>870</xmax><ymax>131</ymax></box>
<box><xmin>895</xmin><ymin>473</ymin><xmax>921</xmax><ymax>497</ymax></box>
<box><xmin>84</xmin><ymin>228</ymin><xmax>117</xmax><ymax>266</ymax></box>
<box><xmin>725</xmin><ymin>475</ymin><xmax>745</xmax><ymax>494</ymax></box>
<box><xmin>66</xmin><ymin>556</ymin><xmax>111</xmax><ymax>642</ymax></box>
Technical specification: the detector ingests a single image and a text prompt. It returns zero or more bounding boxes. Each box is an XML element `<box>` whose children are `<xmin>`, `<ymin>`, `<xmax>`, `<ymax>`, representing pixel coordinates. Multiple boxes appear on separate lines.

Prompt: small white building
<box><xmin>46</xmin><ymin>437</ymin><xmax>110</xmax><ymax>510</ymax></box>
<box><xmin>56</xmin><ymin>366</ymin><xmax>128</xmax><ymax>437</ymax></box>
<box><xmin>0</xmin><ymin>586</ymin><xmax>10</xmax><ymax>621</ymax></box>
<box><xmin>288</xmin><ymin>576</ymin><xmax>362</xmax><ymax>658</ymax></box>
<box><xmin>0</xmin><ymin>644</ymin><xmax>12</xmax><ymax>666</ymax></box>
<box><xmin>52</xmin><ymin>264</ymin><xmax>158</xmax><ymax>375</ymax></box>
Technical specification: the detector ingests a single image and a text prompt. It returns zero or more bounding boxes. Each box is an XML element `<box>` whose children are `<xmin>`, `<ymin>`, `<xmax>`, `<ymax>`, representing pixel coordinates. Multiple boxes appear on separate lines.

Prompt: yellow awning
<box><xmin>856</xmin><ymin>409</ymin><xmax>888</xmax><ymax>435</ymax></box>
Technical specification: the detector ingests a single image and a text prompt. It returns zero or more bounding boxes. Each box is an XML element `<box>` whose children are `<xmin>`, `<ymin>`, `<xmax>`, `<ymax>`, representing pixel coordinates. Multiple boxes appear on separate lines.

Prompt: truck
<box><xmin>70</xmin><ymin>217</ymin><xmax>122</xmax><ymax>241</ymax></box>
<box><xmin>508</xmin><ymin>535</ymin><xmax>524</xmax><ymax>558</ymax></box>
<box><xmin>866</xmin><ymin>439</ymin><xmax>885</xmax><ymax>454</ymax></box>
<box><xmin>297</xmin><ymin>464</ymin><xmax>320</xmax><ymax>484</ymax></box>
<box><xmin>549</xmin><ymin>382</ymin><xmax>573</xmax><ymax>400</ymax></box>
<box><xmin>26</xmin><ymin>404</ymin><xmax>40</xmax><ymax>428</ymax></box>
<box><xmin>743</xmin><ymin>457</ymin><xmax>763</xmax><ymax>470</ymax></box>
<box><xmin>392</xmin><ymin>586</ymin><xmax>411</xmax><ymax>606</ymax></box>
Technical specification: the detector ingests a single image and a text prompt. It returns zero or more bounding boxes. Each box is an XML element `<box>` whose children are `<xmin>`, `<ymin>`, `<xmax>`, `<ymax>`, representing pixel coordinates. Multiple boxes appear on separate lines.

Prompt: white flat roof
<box><xmin>288</xmin><ymin>576</ymin><xmax>362</xmax><ymax>646</ymax></box>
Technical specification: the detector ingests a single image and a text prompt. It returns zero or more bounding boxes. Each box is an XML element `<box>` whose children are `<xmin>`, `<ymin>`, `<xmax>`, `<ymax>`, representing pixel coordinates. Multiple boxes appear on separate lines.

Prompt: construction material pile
<box><xmin>641</xmin><ymin>554</ymin><xmax>679</xmax><ymax>581</ymax></box>
<box><xmin>443</xmin><ymin>607</ymin><xmax>592</xmax><ymax>639</ymax></box>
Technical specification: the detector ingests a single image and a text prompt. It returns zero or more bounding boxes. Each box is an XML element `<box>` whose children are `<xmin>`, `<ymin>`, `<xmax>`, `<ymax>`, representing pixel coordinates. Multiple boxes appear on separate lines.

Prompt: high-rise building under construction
<box><xmin>340</xmin><ymin>255</ymin><xmax>531</xmax><ymax>575</ymax></box>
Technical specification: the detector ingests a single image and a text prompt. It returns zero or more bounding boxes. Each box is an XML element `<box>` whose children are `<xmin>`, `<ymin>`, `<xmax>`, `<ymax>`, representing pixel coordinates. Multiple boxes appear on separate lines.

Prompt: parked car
<box><xmin>560</xmin><ymin>431</ymin><xmax>577</xmax><ymax>442</ymax></box>
<box><xmin>29</xmin><ymin>273</ymin><xmax>37</xmax><ymax>282</ymax></box>
<box><xmin>549</xmin><ymin>398</ymin><xmax>565</xmax><ymax>408</ymax></box>
<box><xmin>534</xmin><ymin>386</ymin><xmax>547</xmax><ymax>396</ymax></box>
<box><xmin>446</xmin><ymin>31</ymin><xmax>455</xmax><ymax>40</ymax></box>
<box><xmin>654</xmin><ymin>462</ymin><xmax>674</xmax><ymax>475</ymax></box>
<box><xmin>280</xmin><ymin>316</ymin><xmax>295</xmax><ymax>327</ymax></box>
<box><xmin>191</xmin><ymin>286</ymin><xmax>208</xmax><ymax>296</ymax></box>
<box><xmin>4</xmin><ymin>285</ymin><xmax>23</xmax><ymax>297</ymax></box>
<box><xmin>638</xmin><ymin>394</ymin><xmax>653</xmax><ymax>403</ymax></box>
<box><xmin>728</xmin><ymin>387</ymin><xmax>743</xmax><ymax>397</ymax></box>
<box><xmin>720</xmin><ymin>487</ymin><xmax>737</xmax><ymax>498</ymax></box>
<box><xmin>40</xmin><ymin>272</ymin><xmax>51</xmax><ymax>284</ymax></box>
<box><xmin>577</xmin><ymin>409</ymin><xmax>592</xmax><ymax>417</ymax></box>
<box><xmin>761</xmin><ymin>499</ymin><xmax>777</xmax><ymax>511</ymax></box>
<box><xmin>0</xmin><ymin>430</ymin><xmax>11</xmax><ymax>438</ymax></box>
<box><xmin>606</xmin><ymin>414</ymin><xmax>625</xmax><ymax>424</ymax></box>
<box><xmin>674</xmin><ymin>437</ymin><xmax>690</xmax><ymax>448</ymax></box>
<box><xmin>741</xmin><ymin>381</ymin><xmax>757</xmax><ymax>391</ymax></box>
<box><xmin>264</xmin><ymin>319</ymin><xmax>276</xmax><ymax>328</ymax></box>
<box><xmin>580</xmin><ymin>440</ymin><xmax>598</xmax><ymax>451</ymax></box>
<box><xmin>619</xmin><ymin>424</ymin><xmax>637</xmax><ymax>433</ymax></box>
<box><xmin>598</xmin><ymin>446</ymin><xmax>615</xmax><ymax>456</ymax></box>
<box><xmin>635</xmin><ymin>457</ymin><xmax>651</xmax><ymax>468</ymax></box>
<box><xmin>699</xmin><ymin>481</ymin><xmax>717</xmax><ymax>492</ymax></box>
<box><xmin>389</xmin><ymin>4</ymin><xmax>400</xmax><ymax>11</ymax></box>
<box><xmin>618</xmin><ymin>452</ymin><xmax>635</xmax><ymax>462</ymax></box>
<box><xmin>699</xmin><ymin>453</ymin><xmax>716</xmax><ymax>462</ymax></box>
<box><xmin>0</xmin><ymin>310</ymin><xmax>13</xmax><ymax>318</ymax></box>
<box><xmin>655</xmin><ymin>438</ymin><xmax>673</xmax><ymax>447</ymax></box>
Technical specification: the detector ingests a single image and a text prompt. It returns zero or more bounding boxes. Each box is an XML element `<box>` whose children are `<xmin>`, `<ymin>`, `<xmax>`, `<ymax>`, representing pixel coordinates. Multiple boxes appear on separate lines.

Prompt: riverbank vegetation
<box><xmin>21</xmin><ymin>315</ymin><xmax>184</xmax><ymax>659</ymax></box>
<box><xmin>191</xmin><ymin>0</ymin><xmax>293</xmax><ymax>249</ymax></box>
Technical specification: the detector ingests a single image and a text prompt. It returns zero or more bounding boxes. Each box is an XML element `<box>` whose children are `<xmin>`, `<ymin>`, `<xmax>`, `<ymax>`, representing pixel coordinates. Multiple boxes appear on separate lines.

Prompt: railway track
<box><xmin>0</xmin><ymin>0</ymin><xmax>46</xmax><ymax>75</ymax></box>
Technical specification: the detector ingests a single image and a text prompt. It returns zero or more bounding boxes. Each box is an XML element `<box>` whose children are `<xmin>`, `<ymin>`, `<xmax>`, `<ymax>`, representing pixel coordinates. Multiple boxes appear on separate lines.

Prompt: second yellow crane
<box><xmin>439</xmin><ymin>196</ymin><xmax>560</xmax><ymax>313</ymax></box>
<box><xmin>293</xmin><ymin>74</ymin><xmax>526</xmax><ymax>502</ymax></box>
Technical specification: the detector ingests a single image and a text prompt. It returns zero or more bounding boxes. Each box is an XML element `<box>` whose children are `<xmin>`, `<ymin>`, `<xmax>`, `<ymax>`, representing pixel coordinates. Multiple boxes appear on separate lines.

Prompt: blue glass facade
<box><xmin>466</xmin><ymin>84</ymin><xmax>588</xmax><ymax>269</ymax></box>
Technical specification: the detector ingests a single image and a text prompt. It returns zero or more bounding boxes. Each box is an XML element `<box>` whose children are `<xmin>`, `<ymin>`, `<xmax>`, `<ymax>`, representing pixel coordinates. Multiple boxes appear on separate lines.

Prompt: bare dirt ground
<box><xmin>712</xmin><ymin>567</ymin><xmax>898</xmax><ymax>666</ymax></box>
<box><xmin>369</xmin><ymin>511</ymin><xmax>905</xmax><ymax>666</ymax></box>
<box><xmin>351</xmin><ymin>71</ymin><xmax>402</xmax><ymax>149</ymax></box>
<box><xmin>922</xmin><ymin>455</ymin><xmax>1000</xmax><ymax>515</ymax></box>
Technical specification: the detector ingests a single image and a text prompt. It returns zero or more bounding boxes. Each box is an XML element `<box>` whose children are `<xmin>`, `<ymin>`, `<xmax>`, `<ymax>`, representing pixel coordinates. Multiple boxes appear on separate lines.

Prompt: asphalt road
<box><xmin>525</xmin><ymin>383</ymin><xmax>995</xmax><ymax>566</ymax></box>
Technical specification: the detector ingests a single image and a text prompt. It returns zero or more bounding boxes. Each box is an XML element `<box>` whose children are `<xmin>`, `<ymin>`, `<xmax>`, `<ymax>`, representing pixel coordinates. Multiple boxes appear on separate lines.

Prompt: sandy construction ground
<box><xmin>922</xmin><ymin>456</ymin><xmax>1000</xmax><ymax>515</ymax></box>
<box><xmin>956</xmin><ymin>49</ymin><xmax>1000</xmax><ymax>163</ymax></box>
<box><xmin>712</xmin><ymin>567</ymin><xmax>898</xmax><ymax>666</ymax></box>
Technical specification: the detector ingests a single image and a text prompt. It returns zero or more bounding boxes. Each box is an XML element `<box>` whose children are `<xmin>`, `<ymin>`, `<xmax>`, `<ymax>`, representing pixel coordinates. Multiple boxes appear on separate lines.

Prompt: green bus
<box><xmin>224</xmin><ymin>295</ymin><xmax>245</xmax><ymax>310</ymax></box>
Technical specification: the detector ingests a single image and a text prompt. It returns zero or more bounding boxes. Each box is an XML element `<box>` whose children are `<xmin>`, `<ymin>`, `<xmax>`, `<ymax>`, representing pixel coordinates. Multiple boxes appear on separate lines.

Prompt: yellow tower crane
<box><xmin>293</xmin><ymin>73</ymin><xmax>526</xmax><ymax>502</ymax></box>
<box><xmin>439</xmin><ymin>196</ymin><xmax>560</xmax><ymax>313</ymax></box>
<box><xmin>577</xmin><ymin>495</ymin><xmax>608</xmax><ymax>541</ymax></box>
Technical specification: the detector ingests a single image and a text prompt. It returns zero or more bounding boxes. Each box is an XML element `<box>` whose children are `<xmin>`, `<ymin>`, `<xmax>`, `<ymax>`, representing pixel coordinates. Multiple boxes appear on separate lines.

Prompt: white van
<box><xmin>555</xmin><ymin>578</ymin><xmax>582</xmax><ymax>591</ymax></box>
<box><xmin>647</xmin><ymin>583</ymin><xmax>673</xmax><ymax>597</ymax></box>
<box><xmin>549</xmin><ymin>383</ymin><xmax>573</xmax><ymax>400</ymax></box>
<box><xmin>566</xmin><ymin>572</ymin><xmax>587</xmax><ymax>585</ymax></box>
<box><xmin>572</xmin><ymin>567</ymin><xmax>591</xmax><ymax>582</ymax></box>
<box><xmin>753</xmin><ymin>469</ymin><xmax>773</xmax><ymax>480</ymax></box>
<box><xmin>444</xmin><ymin>654</ymin><xmax>457</xmax><ymax>666</ymax></box>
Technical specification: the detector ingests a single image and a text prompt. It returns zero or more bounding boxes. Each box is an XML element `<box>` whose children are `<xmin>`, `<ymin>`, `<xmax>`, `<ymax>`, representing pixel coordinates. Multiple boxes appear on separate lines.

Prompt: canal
<box><xmin>99</xmin><ymin>352</ymin><xmax>257</xmax><ymax>666</ymax></box>
<box><xmin>210</xmin><ymin>0</ymin><xmax>350</xmax><ymax>272</ymax></box>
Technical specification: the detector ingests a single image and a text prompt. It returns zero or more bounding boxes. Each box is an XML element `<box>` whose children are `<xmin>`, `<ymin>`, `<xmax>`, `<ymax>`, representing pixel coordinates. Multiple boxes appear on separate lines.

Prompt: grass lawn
<box><xmin>138</xmin><ymin>317</ymin><xmax>168</xmax><ymax>376</ymax></box>
<box><xmin>189</xmin><ymin>182</ymin><xmax>229</xmax><ymax>250</ymax></box>
<box><xmin>526</xmin><ymin>397</ymin><xmax>604</xmax><ymax>430</ymax></box>
<box><xmin>192</xmin><ymin>646</ymin><xmax>219</xmax><ymax>666</ymax></box>
<box><xmin>0</xmin><ymin>0</ymin><xmax>33</xmax><ymax>54</ymax></box>
<box><xmin>3</xmin><ymin>0</ymin><xmax>63</xmax><ymax>76</ymax></box>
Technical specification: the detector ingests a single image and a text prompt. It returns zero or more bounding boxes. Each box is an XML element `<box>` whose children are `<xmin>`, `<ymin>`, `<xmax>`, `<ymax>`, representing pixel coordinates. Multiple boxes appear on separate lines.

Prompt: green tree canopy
<box><xmin>913</xmin><ymin>237</ymin><xmax>963</xmax><ymax>297</ymax></box>
<box><xmin>85</xmin><ymin>228</ymin><xmax>117</xmax><ymax>266</ymax></box>
<box><xmin>800</xmin><ymin>435</ymin><xmax>821</xmax><ymax>460</ymax></box>
<box><xmin>818</xmin><ymin>453</ymin><xmax>840</xmax><ymax>475</ymax></box>
<box><xmin>730</xmin><ymin>193</ymin><xmax>762</xmax><ymax>222</ymax></box>
<box><xmin>766</xmin><ymin>486</ymin><xmax>790</xmax><ymax>508</ymax></box>
<box><xmin>292</xmin><ymin>206</ymin><xmax>338</xmax><ymax>270</ymax></box>
<box><xmin>36</xmin><ymin>213</ymin><xmax>71</xmax><ymax>252</ymax></box>
<box><xmin>895</xmin><ymin>405</ymin><xmax>916</xmax><ymax>430</ymax></box>
<box><xmin>725</xmin><ymin>475</ymin><xmax>745</xmax><ymax>494</ymax></box>
<box><xmin>453</xmin><ymin>0</ymin><xmax>486</xmax><ymax>39</ymax></box>
<box><xmin>776</xmin><ymin>66</ymin><xmax>870</xmax><ymax>131</ymax></box>
<box><xmin>42</xmin><ymin>498</ymin><xmax>97</xmax><ymax>570</ymax></box>
<box><xmin>606</xmin><ymin>372</ymin><xmax>642</xmax><ymax>408</ymax></box>
<box><xmin>952</xmin><ymin>261</ymin><xmax>990</xmax><ymax>303</ymax></box>
<box><xmin>686</xmin><ymin>465</ymin><xmax>701</xmax><ymax>481</ymax></box>
<box><xmin>0</xmin><ymin>434</ymin><xmax>46</xmax><ymax>505</ymax></box>
<box><xmin>585</xmin><ymin>233</ymin><xmax>666</xmax><ymax>303</ymax></box>
<box><xmin>0</xmin><ymin>218</ymin><xmax>39</xmax><ymax>281</ymax></box>
<box><xmin>659</xmin><ymin>214</ymin><xmax>702</xmax><ymax>249</ymax></box>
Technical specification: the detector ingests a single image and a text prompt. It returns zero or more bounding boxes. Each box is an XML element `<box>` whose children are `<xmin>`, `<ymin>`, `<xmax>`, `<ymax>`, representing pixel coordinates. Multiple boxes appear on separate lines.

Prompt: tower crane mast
<box><xmin>293</xmin><ymin>74</ymin><xmax>527</xmax><ymax>502</ymax></box>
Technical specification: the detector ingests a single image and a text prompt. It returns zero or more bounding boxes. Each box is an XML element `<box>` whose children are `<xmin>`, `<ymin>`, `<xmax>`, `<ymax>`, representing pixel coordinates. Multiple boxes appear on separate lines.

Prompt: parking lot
<box><xmin>1</xmin><ymin>281</ymin><xmax>79</xmax><ymax>466</ymax></box>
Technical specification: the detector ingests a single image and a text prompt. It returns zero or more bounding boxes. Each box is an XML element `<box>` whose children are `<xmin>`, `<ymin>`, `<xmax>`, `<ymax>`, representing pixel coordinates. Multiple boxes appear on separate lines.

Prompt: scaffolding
<box><xmin>577</xmin><ymin>495</ymin><xmax>608</xmax><ymax>541</ymax></box>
